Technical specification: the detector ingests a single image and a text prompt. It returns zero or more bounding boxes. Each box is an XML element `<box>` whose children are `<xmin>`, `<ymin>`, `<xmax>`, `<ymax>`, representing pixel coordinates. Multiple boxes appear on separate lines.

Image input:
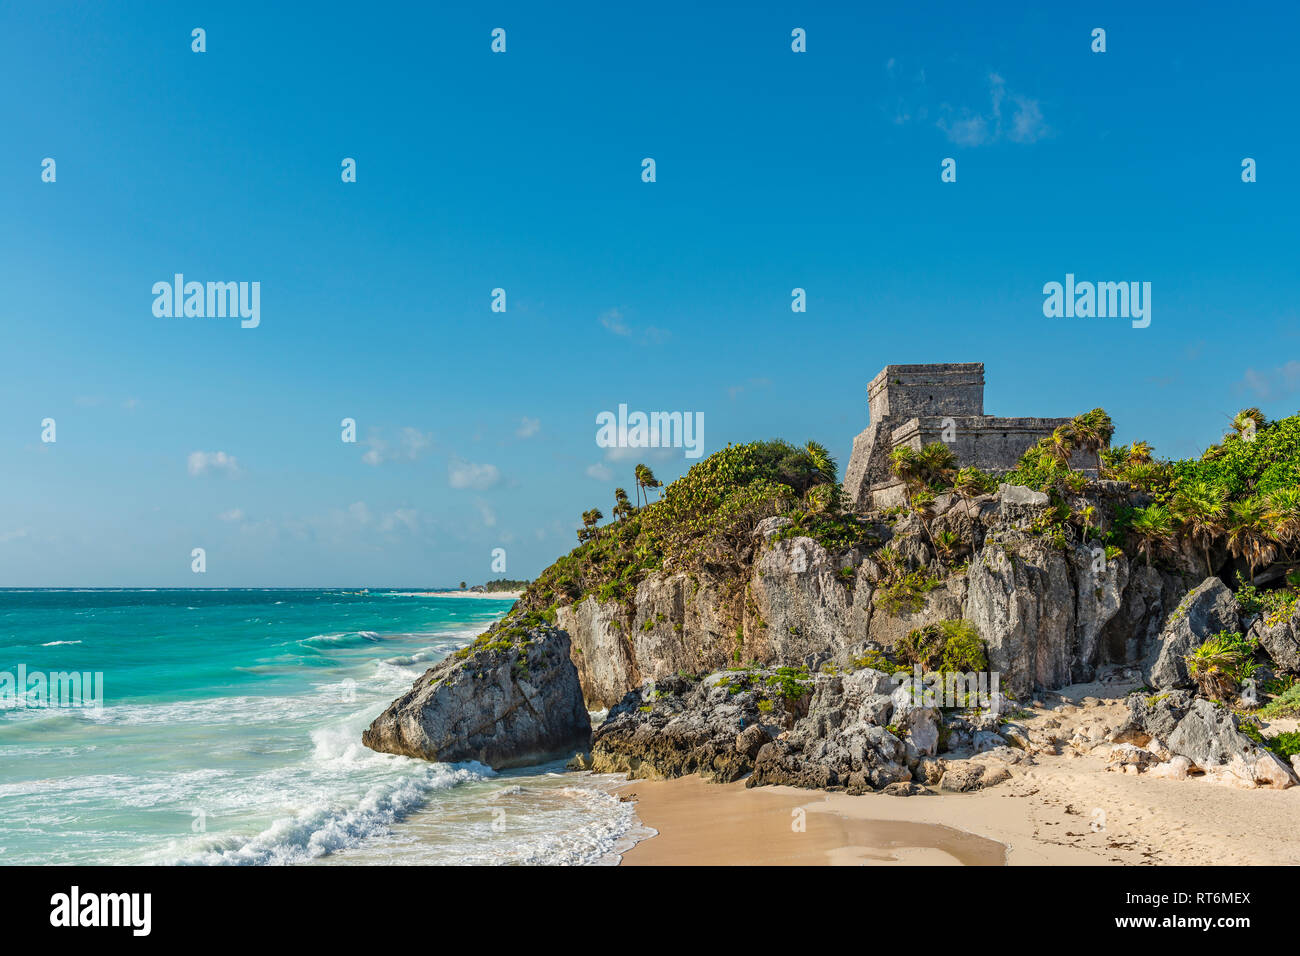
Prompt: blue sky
<box><xmin>2</xmin><ymin>1</ymin><xmax>1298</xmax><ymax>587</ymax></box>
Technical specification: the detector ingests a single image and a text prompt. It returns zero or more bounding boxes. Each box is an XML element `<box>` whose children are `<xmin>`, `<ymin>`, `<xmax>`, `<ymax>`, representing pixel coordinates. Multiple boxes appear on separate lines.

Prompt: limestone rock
<box><xmin>589</xmin><ymin>671</ymin><xmax>802</xmax><ymax>783</ymax></box>
<box><xmin>746</xmin><ymin>670</ymin><xmax>910</xmax><ymax>794</ymax></box>
<box><xmin>1144</xmin><ymin>578</ymin><xmax>1239</xmax><ymax>690</ymax></box>
<box><xmin>361</xmin><ymin>623</ymin><xmax>591</xmax><ymax>770</ymax></box>
<box><xmin>1252</xmin><ymin>602</ymin><xmax>1300</xmax><ymax>673</ymax></box>
<box><xmin>938</xmin><ymin>760</ymin><xmax>1011</xmax><ymax>792</ymax></box>
<box><xmin>998</xmin><ymin>484</ymin><xmax>1049</xmax><ymax>508</ymax></box>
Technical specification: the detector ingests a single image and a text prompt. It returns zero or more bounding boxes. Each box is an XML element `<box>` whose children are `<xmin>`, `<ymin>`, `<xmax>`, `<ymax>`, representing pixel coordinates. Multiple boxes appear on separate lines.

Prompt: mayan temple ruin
<box><xmin>842</xmin><ymin>362</ymin><xmax>1097</xmax><ymax>510</ymax></box>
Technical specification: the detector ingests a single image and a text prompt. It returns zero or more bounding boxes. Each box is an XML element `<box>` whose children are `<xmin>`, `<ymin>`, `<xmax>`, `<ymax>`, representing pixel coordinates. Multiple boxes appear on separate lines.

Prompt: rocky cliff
<box><xmin>552</xmin><ymin>484</ymin><xmax>1200</xmax><ymax>707</ymax></box>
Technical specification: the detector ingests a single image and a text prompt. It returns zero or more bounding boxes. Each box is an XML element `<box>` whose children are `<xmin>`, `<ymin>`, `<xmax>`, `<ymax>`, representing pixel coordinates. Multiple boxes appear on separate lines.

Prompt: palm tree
<box><xmin>801</xmin><ymin>440</ymin><xmax>840</xmax><ymax>511</ymax></box>
<box><xmin>1071</xmin><ymin>409</ymin><xmax>1114</xmax><ymax>464</ymax></box>
<box><xmin>613</xmin><ymin>487</ymin><xmax>634</xmax><ymax>521</ymax></box>
<box><xmin>1099</xmin><ymin>444</ymin><xmax>1127</xmax><ymax>479</ymax></box>
<box><xmin>1078</xmin><ymin>504</ymin><xmax>1096</xmax><ymax>543</ymax></box>
<box><xmin>1227</xmin><ymin>497</ymin><xmax>1278</xmax><ymax>582</ymax></box>
<box><xmin>1171</xmin><ymin>480</ymin><xmax>1228</xmax><ymax>576</ymax></box>
<box><xmin>916</xmin><ymin>442</ymin><xmax>957</xmax><ymax>488</ymax></box>
<box><xmin>1045</xmin><ymin>424</ymin><xmax>1077</xmax><ymax>466</ymax></box>
<box><xmin>1230</xmin><ymin>407</ymin><xmax>1266</xmax><ymax>440</ymax></box>
<box><xmin>578</xmin><ymin>507</ymin><xmax>604</xmax><ymax>543</ymax></box>
<box><xmin>909</xmin><ymin>488</ymin><xmax>939</xmax><ymax>553</ymax></box>
<box><xmin>889</xmin><ymin>446</ymin><xmax>923</xmax><ymax>490</ymax></box>
<box><xmin>801</xmin><ymin>441</ymin><xmax>838</xmax><ymax>486</ymax></box>
<box><xmin>803</xmin><ymin>483</ymin><xmax>834</xmax><ymax>514</ymax></box>
<box><xmin>1264</xmin><ymin>487</ymin><xmax>1300</xmax><ymax>551</ymax></box>
<box><xmin>1127</xmin><ymin>440</ymin><xmax>1154</xmax><ymax>466</ymax></box>
<box><xmin>1130</xmin><ymin>504</ymin><xmax>1174</xmax><ymax>568</ymax></box>
<box><xmin>954</xmin><ymin>466</ymin><xmax>991</xmax><ymax>519</ymax></box>
<box><xmin>634</xmin><ymin>464</ymin><xmax>661</xmax><ymax>507</ymax></box>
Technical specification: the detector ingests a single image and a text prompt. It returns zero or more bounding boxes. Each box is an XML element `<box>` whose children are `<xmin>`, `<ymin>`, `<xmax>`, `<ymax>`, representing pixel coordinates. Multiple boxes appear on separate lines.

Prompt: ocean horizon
<box><xmin>0</xmin><ymin>588</ymin><xmax>644</xmax><ymax>865</ymax></box>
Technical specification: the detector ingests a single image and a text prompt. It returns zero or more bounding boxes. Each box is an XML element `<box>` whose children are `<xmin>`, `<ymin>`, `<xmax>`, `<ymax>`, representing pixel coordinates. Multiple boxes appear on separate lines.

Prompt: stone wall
<box><xmin>890</xmin><ymin>416</ymin><xmax>1101</xmax><ymax>474</ymax></box>
<box><xmin>867</xmin><ymin>363</ymin><xmax>984</xmax><ymax>422</ymax></box>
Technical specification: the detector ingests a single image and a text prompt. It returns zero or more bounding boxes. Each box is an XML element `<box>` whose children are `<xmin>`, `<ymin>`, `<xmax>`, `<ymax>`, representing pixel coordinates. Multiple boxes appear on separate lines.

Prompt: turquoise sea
<box><xmin>0</xmin><ymin>589</ymin><xmax>644</xmax><ymax>865</ymax></box>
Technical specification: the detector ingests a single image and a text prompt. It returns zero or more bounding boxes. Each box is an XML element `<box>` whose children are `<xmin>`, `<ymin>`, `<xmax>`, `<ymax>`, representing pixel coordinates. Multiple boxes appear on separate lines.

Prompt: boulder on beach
<box><xmin>361</xmin><ymin>621</ymin><xmax>591</xmax><ymax>770</ymax></box>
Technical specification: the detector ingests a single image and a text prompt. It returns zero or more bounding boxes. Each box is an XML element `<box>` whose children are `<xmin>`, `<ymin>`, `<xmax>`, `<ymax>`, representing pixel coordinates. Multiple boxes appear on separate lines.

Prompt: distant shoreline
<box><xmin>415</xmin><ymin>590</ymin><xmax>523</xmax><ymax>600</ymax></box>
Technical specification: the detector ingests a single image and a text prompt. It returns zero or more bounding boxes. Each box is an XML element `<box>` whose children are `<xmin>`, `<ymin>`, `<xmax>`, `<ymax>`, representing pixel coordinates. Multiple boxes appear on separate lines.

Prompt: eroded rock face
<box><xmin>556</xmin><ymin>597</ymin><xmax>638</xmax><ymax>709</ymax></box>
<box><xmin>965</xmin><ymin>537</ymin><xmax>1081</xmax><ymax>695</ymax></box>
<box><xmin>546</xmin><ymin>488</ymin><xmax>1211</xmax><ymax>708</ymax></box>
<box><xmin>1143</xmin><ymin>578</ymin><xmax>1239</xmax><ymax>690</ymax></box>
<box><xmin>746</xmin><ymin>535</ymin><xmax>872</xmax><ymax>668</ymax></box>
<box><xmin>361</xmin><ymin>623</ymin><xmax>591</xmax><ymax>770</ymax></box>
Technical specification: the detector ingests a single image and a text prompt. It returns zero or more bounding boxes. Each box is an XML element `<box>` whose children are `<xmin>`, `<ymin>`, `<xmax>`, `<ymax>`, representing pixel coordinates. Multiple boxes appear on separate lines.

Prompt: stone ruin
<box><xmin>842</xmin><ymin>363</ymin><xmax>1097</xmax><ymax>510</ymax></box>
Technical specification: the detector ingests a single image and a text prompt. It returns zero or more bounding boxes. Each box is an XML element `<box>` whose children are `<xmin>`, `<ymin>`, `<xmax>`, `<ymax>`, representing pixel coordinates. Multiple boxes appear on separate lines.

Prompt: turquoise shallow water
<box><xmin>0</xmin><ymin>589</ymin><xmax>641</xmax><ymax>865</ymax></box>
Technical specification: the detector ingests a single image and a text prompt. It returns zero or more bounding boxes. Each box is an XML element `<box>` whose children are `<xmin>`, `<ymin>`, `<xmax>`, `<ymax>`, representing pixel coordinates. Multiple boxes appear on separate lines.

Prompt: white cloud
<box><xmin>474</xmin><ymin>498</ymin><xmax>497</xmax><ymax>527</ymax></box>
<box><xmin>937</xmin><ymin>73</ymin><xmax>1048</xmax><ymax>146</ymax></box>
<box><xmin>361</xmin><ymin>427</ymin><xmax>433</xmax><ymax>466</ymax></box>
<box><xmin>600</xmin><ymin>308</ymin><xmax>631</xmax><ymax>336</ymax></box>
<box><xmin>602</xmin><ymin>445</ymin><xmax>679</xmax><ymax>464</ymax></box>
<box><xmin>217</xmin><ymin>508</ymin><xmax>245</xmax><ymax>523</ymax></box>
<box><xmin>188</xmin><ymin>450</ymin><xmax>241</xmax><ymax>477</ymax></box>
<box><xmin>728</xmin><ymin>377</ymin><xmax>772</xmax><ymax>400</ymax></box>
<box><xmin>599</xmin><ymin>307</ymin><xmax>670</xmax><ymax>345</ymax></box>
<box><xmin>449</xmin><ymin>458</ymin><xmax>500</xmax><ymax>490</ymax></box>
<box><xmin>379</xmin><ymin>508</ymin><xmax>419</xmax><ymax>532</ymax></box>
<box><xmin>516</xmin><ymin>416</ymin><xmax>541</xmax><ymax>438</ymax></box>
<box><xmin>585</xmin><ymin>463</ymin><xmax>614</xmax><ymax>481</ymax></box>
<box><xmin>1236</xmin><ymin>361</ymin><xmax>1300</xmax><ymax>401</ymax></box>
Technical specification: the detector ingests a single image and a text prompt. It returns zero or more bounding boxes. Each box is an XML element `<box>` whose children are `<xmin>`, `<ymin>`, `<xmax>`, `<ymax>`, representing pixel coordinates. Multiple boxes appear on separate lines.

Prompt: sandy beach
<box><xmin>617</xmin><ymin>690</ymin><xmax>1300</xmax><ymax>866</ymax></box>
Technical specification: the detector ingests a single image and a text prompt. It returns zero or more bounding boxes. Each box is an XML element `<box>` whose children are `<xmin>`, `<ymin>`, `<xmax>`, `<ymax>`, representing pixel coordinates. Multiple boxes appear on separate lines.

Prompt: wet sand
<box><xmin>617</xmin><ymin>776</ymin><xmax>1013</xmax><ymax>866</ymax></box>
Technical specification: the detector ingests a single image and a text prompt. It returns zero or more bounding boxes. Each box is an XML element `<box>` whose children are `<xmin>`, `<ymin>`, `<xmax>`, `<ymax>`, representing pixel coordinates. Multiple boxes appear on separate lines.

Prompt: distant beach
<box><xmin>411</xmin><ymin>590</ymin><xmax>522</xmax><ymax>601</ymax></box>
